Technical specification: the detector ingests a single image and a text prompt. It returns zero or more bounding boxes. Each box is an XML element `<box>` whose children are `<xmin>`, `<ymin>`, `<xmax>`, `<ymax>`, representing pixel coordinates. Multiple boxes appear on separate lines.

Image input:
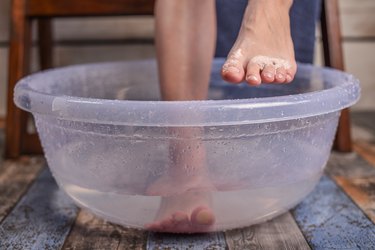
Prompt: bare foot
<box><xmin>146</xmin><ymin>129</ymin><xmax>216</xmax><ymax>232</ymax></box>
<box><xmin>145</xmin><ymin>160</ymin><xmax>216</xmax><ymax>232</ymax></box>
<box><xmin>146</xmin><ymin>171</ymin><xmax>215</xmax><ymax>196</ymax></box>
<box><xmin>146</xmin><ymin>191</ymin><xmax>215</xmax><ymax>233</ymax></box>
<box><xmin>221</xmin><ymin>0</ymin><xmax>297</xmax><ymax>85</ymax></box>
<box><xmin>146</xmin><ymin>133</ymin><xmax>214</xmax><ymax>196</ymax></box>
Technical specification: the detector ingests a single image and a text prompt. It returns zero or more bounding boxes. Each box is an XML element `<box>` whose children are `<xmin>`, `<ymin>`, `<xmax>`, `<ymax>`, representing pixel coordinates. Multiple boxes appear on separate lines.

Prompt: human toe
<box><xmin>222</xmin><ymin>65</ymin><xmax>245</xmax><ymax>83</ymax></box>
<box><xmin>261</xmin><ymin>65</ymin><xmax>276</xmax><ymax>83</ymax></box>
<box><xmin>146</xmin><ymin>221</ymin><xmax>162</xmax><ymax>231</ymax></box>
<box><xmin>245</xmin><ymin>62</ymin><xmax>262</xmax><ymax>86</ymax></box>
<box><xmin>191</xmin><ymin>206</ymin><xmax>215</xmax><ymax>226</ymax></box>
<box><xmin>172</xmin><ymin>211</ymin><xmax>189</xmax><ymax>225</ymax></box>
<box><xmin>221</xmin><ymin>57</ymin><xmax>245</xmax><ymax>83</ymax></box>
<box><xmin>275</xmin><ymin>67</ymin><xmax>286</xmax><ymax>83</ymax></box>
<box><xmin>285</xmin><ymin>62</ymin><xmax>297</xmax><ymax>83</ymax></box>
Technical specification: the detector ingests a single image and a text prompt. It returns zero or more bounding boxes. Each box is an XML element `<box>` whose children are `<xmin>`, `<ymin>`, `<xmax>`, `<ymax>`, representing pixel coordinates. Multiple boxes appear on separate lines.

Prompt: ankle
<box><xmin>249</xmin><ymin>0</ymin><xmax>293</xmax><ymax>10</ymax></box>
<box><xmin>241</xmin><ymin>0</ymin><xmax>291</xmax><ymax>33</ymax></box>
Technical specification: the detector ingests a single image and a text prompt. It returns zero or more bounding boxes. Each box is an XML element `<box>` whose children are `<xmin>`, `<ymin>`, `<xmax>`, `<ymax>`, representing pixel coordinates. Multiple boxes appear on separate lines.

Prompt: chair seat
<box><xmin>27</xmin><ymin>0</ymin><xmax>154</xmax><ymax>17</ymax></box>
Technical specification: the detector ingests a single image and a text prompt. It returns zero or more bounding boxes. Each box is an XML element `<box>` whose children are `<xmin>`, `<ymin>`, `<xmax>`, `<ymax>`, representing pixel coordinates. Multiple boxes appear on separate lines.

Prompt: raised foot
<box><xmin>221</xmin><ymin>0</ymin><xmax>297</xmax><ymax>85</ymax></box>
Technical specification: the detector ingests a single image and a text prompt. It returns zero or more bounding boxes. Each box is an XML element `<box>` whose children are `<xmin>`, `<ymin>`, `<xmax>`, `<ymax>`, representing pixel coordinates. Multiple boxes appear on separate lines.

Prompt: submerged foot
<box><xmin>146</xmin><ymin>134</ymin><xmax>215</xmax><ymax>232</ymax></box>
<box><xmin>145</xmin><ymin>160</ymin><xmax>216</xmax><ymax>233</ymax></box>
<box><xmin>146</xmin><ymin>191</ymin><xmax>215</xmax><ymax>233</ymax></box>
<box><xmin>222</xmin><ymin>0</ymin><xmax>297</xmax><ymax>85</ymax></box>
<box><xmin>146</xmin><ymin>136</ymin><xmax>213</xmax><ymax>196</ymax></box>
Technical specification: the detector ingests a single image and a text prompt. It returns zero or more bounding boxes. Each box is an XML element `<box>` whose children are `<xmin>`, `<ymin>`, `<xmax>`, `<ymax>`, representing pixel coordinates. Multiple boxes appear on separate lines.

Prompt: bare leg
<box><xmin>147</xmin><ymin>0</ymin><xmax>217</xmax><ymax>232</ymax></box>
<box><xmin>222</xmin><ymin>0</ymin><xmax>297</xmax><ymax>85</ymax></box>
<box><xmin>156</xmin><ymin>0</ymin><xmax>216</xmax><ymax>101</ymax></box>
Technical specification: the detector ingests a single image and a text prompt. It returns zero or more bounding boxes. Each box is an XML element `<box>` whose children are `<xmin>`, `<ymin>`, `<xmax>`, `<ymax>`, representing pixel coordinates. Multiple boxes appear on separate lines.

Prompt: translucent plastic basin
<box><xmin>14</xmin><ymin>59</ymin><xmax>360</xmax><ymax>233</ymax></box>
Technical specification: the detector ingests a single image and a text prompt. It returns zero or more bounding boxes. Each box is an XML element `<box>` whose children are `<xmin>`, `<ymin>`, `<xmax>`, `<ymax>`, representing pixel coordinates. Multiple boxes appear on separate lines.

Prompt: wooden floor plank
<box><xmin>0</xmin><ymin>156</ymin><xmax>45</xmax><ymax>222</ymax></box>
<box><xmin>0</xmin><ymin>168</ymin><xmax>79</xmax><ymax>249</ymax></box>
<box><xmin>292</xmin><ymin>175</ymin><xmax>375</xmax><ymax>249</ymax></box>
<box><xmin>326</xmin><ymin>152</ymin><xmax>375</xmax><ymax>223</ymax></box>
<box><xmin>333</xmin><ymin>175</ymin><xmax>375</xmax><ymax>223</ymax></box>
<box><xmin>326</xmin><ymin>152</ymin><xmax>375</xmax><ymax>179</ymax></box>
<box><xmin>354</xmin><ymin>140</ymin><xmax>375</xmax><ymax>167</ymax></box>
<box><xmin>147</xmin><ymin>232</ymin><xmax>227</xmax><ymax>250</ymax></box>
<box><xmin>62</xmin><ymin>210</ymin><xmax>147</xmax><ymax>250</ymax></box>
<box><xmin>225</xmin><ymin>212</ymin><xmax>310</xmax><ymax>250</ymax></box>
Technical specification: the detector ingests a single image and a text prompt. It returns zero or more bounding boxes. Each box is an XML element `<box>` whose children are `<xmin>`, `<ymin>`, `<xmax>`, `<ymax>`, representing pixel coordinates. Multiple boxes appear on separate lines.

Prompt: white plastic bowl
<box><xmin>14</xmin><ymin>59</ymin><xmax>360</xmax><ymax>232</ymax></box>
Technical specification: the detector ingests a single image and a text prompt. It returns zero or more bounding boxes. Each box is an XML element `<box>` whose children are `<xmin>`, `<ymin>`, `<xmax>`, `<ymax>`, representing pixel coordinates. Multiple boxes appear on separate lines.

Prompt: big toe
<box><xmin>191</xmin><ymin>206</ymin><xmax>215</xmax><ymax>226</ymax></box>
<box><xmin>221</xmin><ymin>54</ymin><xmax>246</xmax><ymax>83</ymax></box>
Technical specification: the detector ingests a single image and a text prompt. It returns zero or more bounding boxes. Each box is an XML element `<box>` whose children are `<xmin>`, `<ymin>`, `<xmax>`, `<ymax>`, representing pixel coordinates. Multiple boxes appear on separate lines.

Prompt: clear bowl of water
<box><xmin>14</xmin><ymin>59</ymin><xmax>360</xmax><ymax>233</ymax></box>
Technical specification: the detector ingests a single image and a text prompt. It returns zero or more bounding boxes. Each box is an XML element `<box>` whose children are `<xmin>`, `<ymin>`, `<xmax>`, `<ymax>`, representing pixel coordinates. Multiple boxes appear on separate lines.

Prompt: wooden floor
<box><xmin>1</xmin><ymin>112</ymin><xmax>375</xmax><ymax>249</ymax></box>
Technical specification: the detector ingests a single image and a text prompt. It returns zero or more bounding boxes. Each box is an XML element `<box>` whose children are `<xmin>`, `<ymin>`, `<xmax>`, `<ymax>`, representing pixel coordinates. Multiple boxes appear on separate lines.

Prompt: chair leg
<box><xmin>18</xmin><ymin>18</ymin><xmax>55</xmax><ymax>155</ymax></box>
<box><xmin>5</xmin><ymin>0</ymin><xmax>32</xmax><ymax>158</ymax></box>
<box><xmin>321</xmin><ymin>0</ymin><xmax>352</xmax><ymax>152</ymax></box>
<box><xmin>334</xmin><ymin>108</ymin><xmax>352</xmax><ymax>151</ymax></box>
<box><xmin>38</xmin><ymin>18</ymin><xmax>53</xmax><ymax>70</ymax></box>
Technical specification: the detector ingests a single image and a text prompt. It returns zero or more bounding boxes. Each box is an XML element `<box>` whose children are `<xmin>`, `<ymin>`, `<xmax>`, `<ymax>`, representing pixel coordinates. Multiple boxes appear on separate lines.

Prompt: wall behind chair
<box><xmin>0</xmin><ymin>0</ymin><xmax>374</xmax><ymax>120</ymax></box>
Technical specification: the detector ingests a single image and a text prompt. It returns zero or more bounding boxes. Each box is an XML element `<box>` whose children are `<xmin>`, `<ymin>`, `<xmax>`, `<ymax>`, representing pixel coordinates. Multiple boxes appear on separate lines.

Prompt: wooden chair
<box><xmin>5</xmin><ymin>0</ymin><xmax>350</xmax><ymax>158</ymax></box>
<box><xmin>5</xmin><ymin>0</ymin><xmax>155</xmax><ymax>158</ymax></box>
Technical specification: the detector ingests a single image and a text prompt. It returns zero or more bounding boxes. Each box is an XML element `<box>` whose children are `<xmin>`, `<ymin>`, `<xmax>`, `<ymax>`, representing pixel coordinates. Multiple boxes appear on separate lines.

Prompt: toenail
<box><xmin>277</xmin><ymin>73</ymin><xmax>284</xmax><ymax>79</ymax></box>
<box><xmin>196</xmin><ymin>210</ymin><xmax>214</xmax><ymax>225</ymax></box>
<box><xmin>223</xmin><ymin>66</ymin><xmax>240</xmax><ymax>73</ymax></box>
<box><xmin>264</xmin><ymin>72</ymin><xmax>273</xmax><ymax>79</ymax></box>
<box><xmin>246</xmin><ymin>75</ymin><xmax>259</xmax><ymax>83</ymax></box>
